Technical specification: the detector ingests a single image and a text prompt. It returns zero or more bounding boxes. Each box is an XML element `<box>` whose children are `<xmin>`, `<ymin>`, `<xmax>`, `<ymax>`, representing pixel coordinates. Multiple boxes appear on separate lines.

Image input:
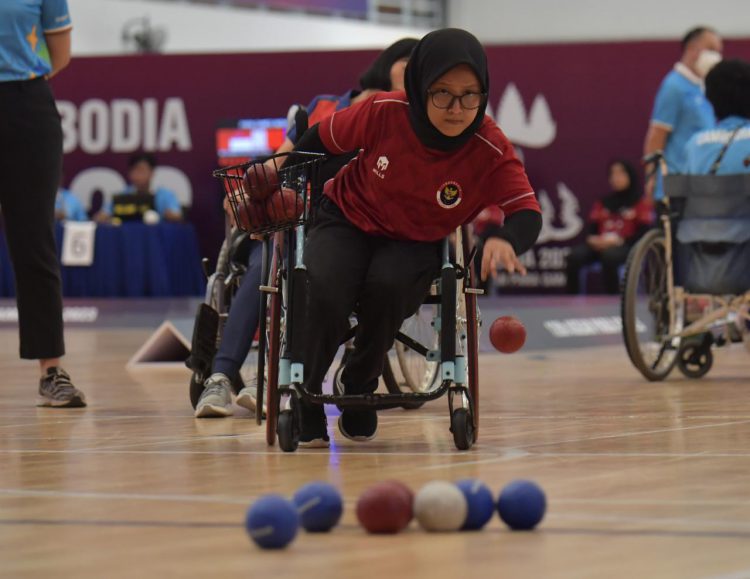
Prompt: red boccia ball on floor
<box><xmin>356</xmin><ymin>481</ymin><xmax>413</xmax><ymax>534</ymax></box>
<box><xmin>489</xmin><ymin>316</ymin><xmax>526</xmax><ymax>354</ymax></box>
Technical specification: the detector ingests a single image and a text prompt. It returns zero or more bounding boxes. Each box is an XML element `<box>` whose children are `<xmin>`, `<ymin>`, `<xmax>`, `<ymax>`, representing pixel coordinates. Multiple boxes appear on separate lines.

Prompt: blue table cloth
<box><xmin>0</xmin><ymin>222</ymin><xmax>205</xmax><ymax>298</ymax></box>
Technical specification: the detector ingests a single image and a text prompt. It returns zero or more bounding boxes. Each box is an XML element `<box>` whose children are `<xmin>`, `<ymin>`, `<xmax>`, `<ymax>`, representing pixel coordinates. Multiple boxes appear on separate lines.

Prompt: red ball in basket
<box><xmin>489</xmin><ymin>316</ymin><xmax>526</xmax><ymax>354</ymax></box>
<box><xmin>243</xmin><ymin>163</ymin><xmax>280</xmax><ymax>200</ymax></box>
<box><xmin>233</xmin><ymin>195</ymin><xmax>266</xmax><ymax>230</ymax></box>
<box><xmin>264</xmin><ymin>187</ymin><xmax>302</xmax><ymax>222</ymax></box>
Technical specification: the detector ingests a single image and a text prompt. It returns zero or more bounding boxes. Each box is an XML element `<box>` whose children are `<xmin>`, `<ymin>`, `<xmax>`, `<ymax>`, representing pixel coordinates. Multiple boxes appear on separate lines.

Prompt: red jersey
<box><xmin>589</xmin><ymin>198</ymin><xmax>654</xmax><ymax>239</ymax></box>
<box><xmin>318</xmin><ymin>91</ymin><xmax>539</xmax><ymax>242</ymax></box>
<box><xmin>308</xmin><ymin>98</ymin><xmax>339</xmax><ymax>126</ymax></box>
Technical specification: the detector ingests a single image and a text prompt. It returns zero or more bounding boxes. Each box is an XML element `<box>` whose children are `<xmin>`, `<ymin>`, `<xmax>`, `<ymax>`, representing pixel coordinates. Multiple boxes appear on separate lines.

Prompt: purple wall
<box><xmin>50</xmin><ymin>39</ymin><xmax>750</xmax><ymax>291</ymax></box>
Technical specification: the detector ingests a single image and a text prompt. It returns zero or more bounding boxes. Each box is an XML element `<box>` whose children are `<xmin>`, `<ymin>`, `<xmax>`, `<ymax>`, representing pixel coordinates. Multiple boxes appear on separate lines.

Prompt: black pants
<box><xmin>565</xmin><ymin>242</ymin><xmax>631</xmax><ymax>294</ymax></box>
<box><xmin>0</xmin><ymin>78</ymin><xmax>64</xmax><ymax>359</ymax></box>
<box><xmin>303</xmin><ymin>198</ymin><xmax>441</xmax><ymax>397</ymax></box>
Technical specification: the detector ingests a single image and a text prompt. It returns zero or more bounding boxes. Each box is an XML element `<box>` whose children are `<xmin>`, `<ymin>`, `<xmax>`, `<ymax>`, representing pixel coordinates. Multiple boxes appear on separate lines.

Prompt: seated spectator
<box><xmin>55</xmin><ymin>185</ymin><xmax>87</xmax><ymax>222</ymax></box>
<box><xmin>97</xmin><ymin>152</ymin><xmax>182</xmax><ymax>222</ymax></box>
<box><xmin>566</xmin><ymin>160</ymin><xmax>653</xmax><ymax>294</ymax></box>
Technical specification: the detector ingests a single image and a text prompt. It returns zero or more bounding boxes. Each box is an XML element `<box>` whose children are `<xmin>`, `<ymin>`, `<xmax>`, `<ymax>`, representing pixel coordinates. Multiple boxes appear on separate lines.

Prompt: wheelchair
<box><xmin>184</xmin><ymin>213</ymin><xmax>443</xmax><ymax>413</ymax></box>
<box><xmin>621</xmin><ymin>167</ymin><xmax>750</xmax><ymax>381</ymax></box>
<box><xmin>185</xmin><ymin>223</ymin><xmax>256</xmax><ymax>408</ymax></box>
<box><xmin>214</xmin><ymin>152</ymin><xmax>482</xmax><ymax>452</ymax></box>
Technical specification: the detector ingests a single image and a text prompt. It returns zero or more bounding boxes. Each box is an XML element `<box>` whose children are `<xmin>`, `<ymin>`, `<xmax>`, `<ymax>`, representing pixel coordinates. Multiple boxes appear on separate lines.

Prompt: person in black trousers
<box><xmin>292</xmin><ymin>29</ymin><xmax>542</xmax><ymax>447</ymax></box>
<box><xmin>0</xmin><ymin>0</ymin><xmax>86</xmax><ymax>407</ymax></box>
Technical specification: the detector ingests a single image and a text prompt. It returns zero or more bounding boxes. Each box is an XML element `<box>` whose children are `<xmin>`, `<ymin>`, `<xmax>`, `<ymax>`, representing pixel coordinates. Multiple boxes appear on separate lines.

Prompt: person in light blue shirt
<box><xmin>98</xmin><ymin>152</ymin><xmax>183</xmax><ymax>222</ymax></box>
<box><xmin>0</xmin><ymin>0</ymin><xmax>87</xmax><ymax>407</ymax></box>
<box><xmin>644</xmin><ymin>26</ymin><xmax>723</xmax><ymax>200</ymax></box>
<box><xmin>55</xmin><ymin>187</ymin><xmax>87</xmax><ymax>221</ymax></box>
<box><xmin>680</xmin><ymin>59</ymin><xmax>750</xmax><ymax>299</ymax></box>
<box><xmin>685</xmin><ymin>59</ymin><xmax>750</xmax><ymax>175</ymax></box>
<box><xmin>0</xmin><ymin>0</ymin><xmax>72</xmax><ymax>82</ymax></box>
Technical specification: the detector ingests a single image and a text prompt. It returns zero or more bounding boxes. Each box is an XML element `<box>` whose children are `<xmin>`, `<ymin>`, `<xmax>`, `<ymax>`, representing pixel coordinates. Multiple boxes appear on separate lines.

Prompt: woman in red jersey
<box><xmin>292</xmin><ymin>28</ymin><xmax>543</xmax><ymax>446</ymax></box>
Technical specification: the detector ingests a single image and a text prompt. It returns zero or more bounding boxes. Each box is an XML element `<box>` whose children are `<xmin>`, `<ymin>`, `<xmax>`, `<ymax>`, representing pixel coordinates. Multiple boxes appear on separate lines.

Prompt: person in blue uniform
<box><xmin>0</xmin><ymin>0</ymin><xmax>86</xmax><ymax>407</ymax></box>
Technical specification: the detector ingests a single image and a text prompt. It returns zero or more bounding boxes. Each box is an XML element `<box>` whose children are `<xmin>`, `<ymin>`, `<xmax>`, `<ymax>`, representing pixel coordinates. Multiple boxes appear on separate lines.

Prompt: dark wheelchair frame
<box><xmin>213</xmin><ymin>152</ymin><xmax>483</xmax><ymax>452</ymax></box>
<box><xmin>185</xmin><ymin>202</ymin><xmax>445</xmax><ymax>413</ymax></box>
<box><xmin>620</xmin><ymin>162</ymin><xmax>750</xmax><ymax>381</ymax></box>
<box><xmin>185</xmin><ymin>225</ymin><xmax>256</xmax><ymax>408</ymax></box>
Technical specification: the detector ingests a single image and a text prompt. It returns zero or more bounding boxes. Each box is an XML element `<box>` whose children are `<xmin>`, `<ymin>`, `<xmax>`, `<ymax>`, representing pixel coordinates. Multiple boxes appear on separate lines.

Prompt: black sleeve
<box><xmin>291</xmin><ymin>123</ymin><xmax>331</xmax><ymax>157</ymax></box>
<box><xmin>480</xmin><ymin>209</ymin><xmax>542</xmax><ymax>256</ymax></box>
<box><xmin>290</xmin><ymin>123</ymin><xmax>358</xmax><ymax>183</ymax></box>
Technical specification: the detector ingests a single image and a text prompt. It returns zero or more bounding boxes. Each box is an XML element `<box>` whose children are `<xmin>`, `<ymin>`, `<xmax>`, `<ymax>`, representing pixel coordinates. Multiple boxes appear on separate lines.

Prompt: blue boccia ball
<box><xmin>292</xmin><ymin>481</ymin><xmax>343</xmax><ymax>532</ymax></box>
<box><xmin>497</xmin><ymin>480</ymin><xmax>546</xmax><ymax>531</ymax></box>
<box><xmin>245</xmin><ymin>495</ymin><xmax>299</xmax><ymax>549</ymax></box>
<box><xmin>455</xmin><ymin>479</ymin><xmax>495</xmax><ymax>530</ymax></box>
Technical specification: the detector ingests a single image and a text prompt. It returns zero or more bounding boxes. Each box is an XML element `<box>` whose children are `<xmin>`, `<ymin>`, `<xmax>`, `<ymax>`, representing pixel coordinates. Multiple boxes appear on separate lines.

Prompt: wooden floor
<box><xmin>1</xmin><ymin>328</ymin><xmax>750</xmax><ymax>579</ymax></box>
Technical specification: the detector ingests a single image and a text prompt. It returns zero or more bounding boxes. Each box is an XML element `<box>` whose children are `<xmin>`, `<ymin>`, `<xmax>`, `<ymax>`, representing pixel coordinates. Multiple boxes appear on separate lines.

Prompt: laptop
<box><xmin>111</xmin><ymin>192</ymin><xmax>155</xmax><ymax>222</ymax></box>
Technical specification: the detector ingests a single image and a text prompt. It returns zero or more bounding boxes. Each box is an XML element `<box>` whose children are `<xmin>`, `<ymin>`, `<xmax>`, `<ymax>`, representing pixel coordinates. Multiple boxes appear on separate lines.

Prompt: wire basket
<box><xmin>213</xmin><ymin>152</ymin><xmax>324</xmax><ymax>235</ymax></box>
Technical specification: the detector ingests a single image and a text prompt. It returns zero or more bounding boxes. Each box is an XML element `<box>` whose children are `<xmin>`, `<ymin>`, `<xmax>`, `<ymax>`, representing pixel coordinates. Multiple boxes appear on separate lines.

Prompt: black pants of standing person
<box><xmin>0</xmin><ymin>78</ymin><xmax>65</xmax><ymax>359</ymax></box>
<box><xmin>565</xmin><ymin>243</ymin><xmax>631</xmax><ymax>295</ymax></box>
<box><xmin>302</xmin><ymin>197</ymin><xmax>441</xmax><ymax>402</ymax></box>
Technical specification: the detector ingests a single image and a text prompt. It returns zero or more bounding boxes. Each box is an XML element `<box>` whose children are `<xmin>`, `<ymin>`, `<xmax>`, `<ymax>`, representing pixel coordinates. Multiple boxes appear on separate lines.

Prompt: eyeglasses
<box><xmin>427</xmin><ymin>89</ymin><xmax>486</xmax><ymax>110</ymax></box>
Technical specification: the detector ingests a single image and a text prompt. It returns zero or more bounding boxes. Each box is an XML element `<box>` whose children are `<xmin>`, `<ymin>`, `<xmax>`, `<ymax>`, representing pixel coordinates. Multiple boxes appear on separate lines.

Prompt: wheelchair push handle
<box><xmin>642</xmin><ymin>150</ymin><xmax>665</xmax><ymax>180</ymax></box>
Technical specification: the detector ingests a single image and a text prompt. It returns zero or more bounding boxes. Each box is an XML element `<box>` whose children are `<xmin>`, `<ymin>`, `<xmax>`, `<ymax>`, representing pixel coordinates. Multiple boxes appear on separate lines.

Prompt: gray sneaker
<box><xmin>236</xmin><ymin>379</ymin><xmax>267</xmax><ymax>417</ymax></box>
<box><xmin>37</xmin><ymin>367</ymin><xmax>87</xmax><ymax>408</ymax></box>
<box><xmin>195</xmin><ymin>374</ymin><xmax>233</xmax><ymax>418</ymax></box>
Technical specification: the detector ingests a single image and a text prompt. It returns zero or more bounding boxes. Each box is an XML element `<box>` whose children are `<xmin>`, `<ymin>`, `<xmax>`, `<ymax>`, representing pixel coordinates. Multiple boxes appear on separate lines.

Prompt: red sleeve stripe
<box><xmin>474</xmin><ymin>133</ymin><xmax>504</xmax><ymax>156</ymax></box>
<box><xmin>327</xmin><ymin>112</ymin><xmax>346</xmax><ymax>153</ymax></box>
<box><xmin>500</xmin><ymin>191</ymin><xmax>536</xmax><ymax>207</ymax></box>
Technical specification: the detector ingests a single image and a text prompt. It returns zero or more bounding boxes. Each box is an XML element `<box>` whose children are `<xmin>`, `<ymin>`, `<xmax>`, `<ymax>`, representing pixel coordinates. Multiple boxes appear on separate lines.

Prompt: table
<box><xmin>0</xmin><ymin>222</ymin><xmax>206</xmax><ymax>298</ymax></box>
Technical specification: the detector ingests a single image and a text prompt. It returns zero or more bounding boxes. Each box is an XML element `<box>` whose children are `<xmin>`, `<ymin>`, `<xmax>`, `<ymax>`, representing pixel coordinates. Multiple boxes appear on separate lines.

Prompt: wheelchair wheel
<box><xmin>459</xmin><ymin>225</ymin><xmax>480</xmax><ymax>441</ymax></box>
<box><xmin>450</xmin><ymin>407</ymin><xmax>474</xmax><ymax>451</ymax></box>
<box><xmin>395</xmin><ymin>306</ymin><xmax>440</xmax><ymax>394</ymax></box>
<box><xmin>382</xmin><ymin>352</ymin><xmax>424</xmax><ymax>410</ymax></box>
<box><xmin>208</xmin><ymin>229</ymin><xmax>248</xmax><ymax>314</ymax></box>
<box><xmin>332</xmin><ymin>345</ymin><xmax>416</xmax><ymax>409</ymax></box>
<box><xmin>621</xmin><ymin>229</ymin><xmax>680</xmax><ymax>381</ymax></box>
<box><xmin>676</xmin><ymin>338</ymin><xmax>714</xmax><ymax>379</ymax></box>
<box><xmin>264</xmin><ymin>234</ymin><xmax>284</xmax><ymax>446</ymax></box>
<box><xmin>277</xmin><ymin>409</ymin><xmax>299</xmax><ymax>452</ymax></box>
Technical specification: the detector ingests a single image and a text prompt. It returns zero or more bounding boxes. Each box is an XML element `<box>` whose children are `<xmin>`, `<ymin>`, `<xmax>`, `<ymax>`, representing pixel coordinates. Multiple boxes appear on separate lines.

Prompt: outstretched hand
<box><xmin>481</xmin><ymin>237</ymin><xmax>527</xmax><ymax>281</ymax></box>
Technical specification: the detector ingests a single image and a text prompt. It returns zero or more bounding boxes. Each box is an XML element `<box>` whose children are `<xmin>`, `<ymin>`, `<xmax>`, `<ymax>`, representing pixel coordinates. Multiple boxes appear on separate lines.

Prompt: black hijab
<box><xmin>359</xmin><ymin>37</ymin><xmax>419</xmax><ymax>91</ymax></box>
<box><xmin>404</xmin><ymin>28</ymin><xmax>489</xmax><ymax>152</ymax></box>
<box><xmin>601</xmin><ymin>160</ymin><xmax>642</xmax><ymax>212</ymax></box>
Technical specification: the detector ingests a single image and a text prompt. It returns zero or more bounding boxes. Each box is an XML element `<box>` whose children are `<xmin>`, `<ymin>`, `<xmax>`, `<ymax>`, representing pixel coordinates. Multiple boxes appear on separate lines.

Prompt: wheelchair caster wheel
<box><xmin>277</xmin><ymin>410</ymin><xmax>299</xmax><ymax>452</ymax></box>
<box><xmin>450</xmin><ymin>408</ymin><xmax>474</xmax><ymax>451</ymax></box>
<box><xmin>676</xmin><ymin>342</ymin><xmax>713</xmax><ymax>379</ymax></box>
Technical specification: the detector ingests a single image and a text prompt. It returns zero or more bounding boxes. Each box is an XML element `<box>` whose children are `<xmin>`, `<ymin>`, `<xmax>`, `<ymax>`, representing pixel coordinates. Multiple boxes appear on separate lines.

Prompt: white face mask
<box><xmin>695</xmin><ymin>49</ymin><xmax>722</xmax><ymax>78</ymax></box>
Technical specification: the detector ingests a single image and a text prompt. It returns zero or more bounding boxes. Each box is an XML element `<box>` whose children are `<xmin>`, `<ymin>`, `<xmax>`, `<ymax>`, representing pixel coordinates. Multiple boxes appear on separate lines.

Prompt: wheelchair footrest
<box><xmin>297</xmin><ymin>381</ymin><xmax>452</xmax><ymax>408</ymax></box>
